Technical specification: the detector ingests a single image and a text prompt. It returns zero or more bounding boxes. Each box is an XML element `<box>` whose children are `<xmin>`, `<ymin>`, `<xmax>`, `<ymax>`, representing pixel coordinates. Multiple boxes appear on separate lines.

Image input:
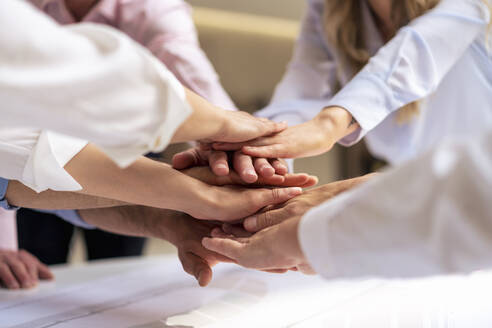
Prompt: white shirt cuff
<box><xmin>22</xmin><ymin>131</ymin><xmax>88</xmax><ymax>192</ymax></box>
<box><xmin>327</xmin><ymin>74</ymin><xmax>399</xmax><ymax>146</ymax></box>
<box><xmin>298</xmin><ymin>189</ymin><xmax>362</xmax><ymax>279</ymax></box>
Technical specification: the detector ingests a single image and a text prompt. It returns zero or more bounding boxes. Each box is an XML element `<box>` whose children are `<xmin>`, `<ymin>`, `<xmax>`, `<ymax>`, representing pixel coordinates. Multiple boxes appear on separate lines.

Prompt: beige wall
<box><xmin>187</xmin><ymin>0</ymin><xmax>306</xmax><ymax>20</ymax></box>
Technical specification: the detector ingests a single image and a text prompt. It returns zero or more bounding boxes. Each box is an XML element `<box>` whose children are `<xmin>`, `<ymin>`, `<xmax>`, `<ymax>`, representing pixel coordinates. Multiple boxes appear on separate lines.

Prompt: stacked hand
<box><xmin>173</xmin><ymin>146</ymin><xmax>289</xmax><ymax>184</ymax></box>
<box><xmin>212</xmin><ymin>106</ymin><xmax>358</xmax><ymax>159</ymax></box>
<box><xmin>200</xmin><ymin>174</ymin><xmax>376</xmax><ymax>274</ymax></box>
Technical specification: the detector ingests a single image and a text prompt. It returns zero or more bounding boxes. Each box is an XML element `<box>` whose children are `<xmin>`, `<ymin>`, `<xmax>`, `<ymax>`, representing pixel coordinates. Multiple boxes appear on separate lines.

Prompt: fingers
<box><xmin>202</xmin><ymin>237</ymin><xmax>243</xmax><ymax>261</ymax></box>
<box><xmin>0</xmin><ymin>263</ymin><xmax>19</xmax><ymax>289</ymax></box>
<box><xmin>301</xmin><ymin>175</ymin><xmax>319</xmax><ymax>188</ymax></box>
<box><xmin>242</xmin><ymin>144</ymin><xmax>289</xmax><ymax>159</ymax></box>
<box><xmin>212</xmin><ymin>137</ymin><xmax>270</xmax><ymax>152</ymax></box>
<box><xmin>6</xmin><ymin>257</ymin><xmax>33</xmax><ymax>289</ymax></box>
<box><xmin>18</xmin><ymin>250</ymin><xmax>40</xmax><ymax>282</ymax></box>
<box><xmin>270</xmin><ymin>159</ymin><xmax>288</xmax><ymax>175</ymax></box>
<box><xmin>279</xmin><ymin>174</ymin><xmax>309</xmax><ymax>187</ymax></box>
<box><xmin>222</xmin><ymin>223</ymin><xmax>253</xmax><ymax>238</ymax></box>
<box><xmin>172</xmin><ymin>148</ymin><xmax>202</xmax><ymax>169</ymax></box>
<box><xmin>259</xmin><ymin>120</ymin><xmax>287</xmax><ymax>136</ymax></box>
<box><xmin>37</xmin><ymin>262</ymin><xmax>54</xmax><ymax>280</ymax></box>
<box><xmin>253</xmin><ymin>158</ymin><xmax>275</xmax><ymax>178</ymax></box>
<box><xmin>255</xmin><ymin>174</ymin><xmax>286</xmax><ymax>186</ymax></box>
<box><xmin>243</xmin><ymin>208</ymin><xmax>290</xmax><ymax>232</ymax></box>
<box><xmin>247</xmin><ymin>187</ymin><xmax>302</xmax><ymax>212</ymax></box>
<box><xmin>209</xmin><ymin>151</ymin><xmax>229</xmax><ymax>176</ymax></box>
<box><xmin>233</xmin><ymin>151</ymin><xmax>258</xmax><ymax>183</ymax></box>
<box><xmin>262</xmin><ymin>269</ymin><xmax>289</xmax><ymax>274</ymax></box>
<box><xmin>179</xmin><ymin>251</ymin><xmax>213</xmax><ymax>287</ymax></box>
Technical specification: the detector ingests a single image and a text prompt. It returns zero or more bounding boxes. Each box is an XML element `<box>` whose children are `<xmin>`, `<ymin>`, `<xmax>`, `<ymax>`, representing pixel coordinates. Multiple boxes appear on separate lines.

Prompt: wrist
<box><xmin>178</xmin><ymin>181</ymin><xmax>220</xmax><ymax>220</ymax></box>
<box><xmin>172</xmin><ymin>89</ymin><xmax>225</xmax><ymax>143</ymax></box>
<box><xmin>315</xmin><ymin>106</ymin><xmax>353</xmax><ymax>140</ymax></box>
<box><xmin>146</xmin><ymin>209</ymin><xmax>185</xmax><ymax>245</ymax></box>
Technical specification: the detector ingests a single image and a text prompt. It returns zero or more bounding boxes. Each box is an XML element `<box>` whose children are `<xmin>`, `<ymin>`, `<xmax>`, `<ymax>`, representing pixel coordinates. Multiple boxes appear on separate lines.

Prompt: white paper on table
<box><xmin>0</xmin><ymin>257</ymin><xmax>381</xmax><ymax>328</ymax></box>
<box><xmin>2</xmin><ymin>256</ymin><xmax>492</xmax><ymax>328</ymax></box>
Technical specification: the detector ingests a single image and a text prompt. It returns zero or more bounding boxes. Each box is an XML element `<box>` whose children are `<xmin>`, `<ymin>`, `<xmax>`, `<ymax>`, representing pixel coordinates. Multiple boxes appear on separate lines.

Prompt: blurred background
<box><xmin>69</xmin><ymin>0</ymin><xmax>376</xmax><ymax>264</ymax></box>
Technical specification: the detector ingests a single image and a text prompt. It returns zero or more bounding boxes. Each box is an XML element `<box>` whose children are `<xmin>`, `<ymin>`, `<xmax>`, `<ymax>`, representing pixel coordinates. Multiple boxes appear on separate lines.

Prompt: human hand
<box><xmin>172</xmin><ymin>146</ymin><xmax>289</xmax><ymax>184</ymax></box>
<box><xmin>212</xmin><ymin>107</ymin><xmax>357</xmax><ymax>159</ymax></box>
<box><xmin>188</xmin><ymin>184</ymin><xmax>304</xmax><ymax>222</ymax></box>
<box><xmin>202</xmin><ymin>217</ymin><xmax>314</xmax><ymax>274</ymax></box>
<box><xmin>179</xmin><ymin>164</ymin><xmax>318</xmax><ymax>189</ymax></box>
<box><xmin>0</xmin><ymin>249</ymin><xmax>53</xmax><ymax>289</ymax></box>
<box><xmin>172</xmin><ymin>89</ymin><xmax>287</xmax><ymax>144</ymax></box>
<box><xmin>242</xmin><ymin>174</ymin><xmax>376</xmax><ymax>232</ymax></box>
<box><xmin>155</xmin><ymin>213</ymin><xmax>234</xmax><ymax>287</ymax></box>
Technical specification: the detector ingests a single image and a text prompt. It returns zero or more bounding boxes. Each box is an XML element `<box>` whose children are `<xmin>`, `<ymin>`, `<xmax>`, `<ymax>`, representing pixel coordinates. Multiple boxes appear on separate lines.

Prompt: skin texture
<box><xmin>64</xmin><ymin>144</ymin><xmax>303</xmax><ymax>222</ymax></box>
<box><xmin>173</xmin><ymin>146</ymin><xmax>289</xmax><ymax>184</ymax></box>
<box><xmin>242</xmin><ymin>173</ymin><xmax>376</xmax><ymax>232</ymax></box>
<box><xmin>202</xmin><ymin>217</ymin><xmax>314</xmax><ymax>273</ymax></box>
<box><xmin>171</xmin><ymin>89</ymin><xmax>287</xmax><ymax>144</ymax></box>
<box><xmin>181</xmin><ymin>166</ymin><xmax>318</xmax><ymax>189</ymax></box>
<box><xmin>0</xmin><ymin>249</ymin><xmax>54</xmax><ymax>290</ymax></box>
<box><xmin>80</xmin><ymin>206</ymin><xmax>231</xmax><ymax>287</ymax></box>
<box><xmin>5</xmin><ymin>180</ymin><xmax>125</xmax><ymax>210</ymax></box>
<box><xmin>0</xmin><ymin>164</ymin><xmax>315</xmax><ymax>290</ymax></box>
<box><xmin>212</xmin><ymin>106</ymin><xmax>358</xmax><ymax>159</ymax></box>
<box><xmin>201</xmin><ymin>174</ymin><xmax>378</xmax><ymax>274</ymax></box>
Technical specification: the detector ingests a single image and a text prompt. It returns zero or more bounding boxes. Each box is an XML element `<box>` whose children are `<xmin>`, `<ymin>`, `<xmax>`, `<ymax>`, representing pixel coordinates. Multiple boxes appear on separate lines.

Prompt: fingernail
<box><xmin>244</xmin><ymin>216</ymin><xmax>257</xmax><ymax>231</ymax></box>
<box><xmin>216</xmin><ymin>164</ymin><xmax>227</xmax><ymax>170</ymax></box>
<box><xmin>195</xmin><ymin>269</ymin><xmax>202</xmax><ymax>281</ymax></box>
<box><xmin>202</xmin><ymin>237</ymin><xmax>211</xmax><ymax>248</ymax></box>
<box><xmin>287</xmin><ymin>187</ymin><xmax>302</xmax><ymax>196</ymax></box>
<box><xmin>245</xmin><ymin>170</ymin><xmax>257</xmax><ymax>181</ymax></box>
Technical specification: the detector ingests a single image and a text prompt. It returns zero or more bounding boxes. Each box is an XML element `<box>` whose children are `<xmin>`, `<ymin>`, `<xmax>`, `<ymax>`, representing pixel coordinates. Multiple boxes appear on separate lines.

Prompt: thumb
<box><xmin>179</xmin><ymin>251</ymin><xmax>213</xmax><ymax>287</ymax></box>
<box><xmin>172</xmin><ymin>149</ymin><xmax>202</xmax><ymax>169</ymax></box>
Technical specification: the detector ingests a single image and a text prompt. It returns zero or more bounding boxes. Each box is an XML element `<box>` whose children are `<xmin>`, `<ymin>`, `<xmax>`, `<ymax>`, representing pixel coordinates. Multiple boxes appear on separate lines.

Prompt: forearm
<box><xmin>64</xmin><ymin>143</ymin><xmax>212</xmax><ymax>214</ymax></box>
<box><xmin>79</xmin><ymin>206</ymin><xmax>181</xmax><ymax>241</ymax></box>
<box><xmin>315</xmin><ymin>106</ymin><xmax>355</xmax><ymax>142</ymax></box>
<box><xmin>170</xmin><ymin>88</ymin><xmax>225</xmax><ymax>143</ymax></box>
<box><xmin>5</xmin><ymin>180</ymin><xmax>125</xmax><ymax>210</ymax></box>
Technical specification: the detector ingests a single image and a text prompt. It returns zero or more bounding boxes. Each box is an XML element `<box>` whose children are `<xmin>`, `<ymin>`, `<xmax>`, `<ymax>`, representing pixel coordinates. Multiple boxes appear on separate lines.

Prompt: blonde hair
<box><xmin>322</xmin><ymin>0</ymin><xmax>469</xmax><ymax>123</ymax></box>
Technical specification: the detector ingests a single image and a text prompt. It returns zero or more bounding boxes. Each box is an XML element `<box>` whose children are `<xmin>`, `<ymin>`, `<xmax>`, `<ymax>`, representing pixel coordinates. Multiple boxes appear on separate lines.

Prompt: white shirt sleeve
<box><xmin>0</xmin><ymin>127</ymin><xmax>88</xmax><ymax>192</ymax></box>
<box><xmin>328</xmin><ymin>0</ymin><xmax>491</xmax><ymax>145</ymax></box>
<box><xmin>255</xmin><ymin>0</ymin><xmax>339</xmax><ymax>128</ymax></box>
<box><xmin>299</xmin><ymin>129</ymin><xmax>492</xmax><ymax>279</ymax></box>
<box><xmin>0</xmin><ymin>0</ymin><xmax>192</xmax><ymax>169</ymax></box>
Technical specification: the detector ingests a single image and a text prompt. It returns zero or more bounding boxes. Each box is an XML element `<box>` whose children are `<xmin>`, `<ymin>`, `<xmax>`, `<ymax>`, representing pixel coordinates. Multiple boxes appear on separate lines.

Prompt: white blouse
<box><xmin>258</xmin><ymin>0</ymin><xmax>492</xmax><ymax>165</ymax></box>
<box><xmin>0</xmin><ymin>0</ymin><xmax>191</xmax><ymax>192</ymax></box>
<box><xmin>299</xmin><ymin>128</ymin><xmax>492</xmax><ymax>278</ymax></box>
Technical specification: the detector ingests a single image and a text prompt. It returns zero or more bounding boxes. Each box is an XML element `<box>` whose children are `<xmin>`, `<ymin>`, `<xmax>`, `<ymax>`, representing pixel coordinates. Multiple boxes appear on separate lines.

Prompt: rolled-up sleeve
<box><xmin>328</xmin><ymin>0</ymin><xmax>490</xmax><ymax>145</ymax></box>
<box><xmin>0</xmin><ymin>128</ymin><xmax>89</xmax><ymax>192</ymax></box>
<box><xmin>0</xmin><ymin>0</ymin><xmax>192</xmax><ymax>168</ymax></box>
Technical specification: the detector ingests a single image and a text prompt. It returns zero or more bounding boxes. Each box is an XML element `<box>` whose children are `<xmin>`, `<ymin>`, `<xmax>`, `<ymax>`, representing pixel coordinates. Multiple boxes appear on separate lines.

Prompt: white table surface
<box><xmin>1</xmin><ymin>255</ymin><xmax>492</xmax><ymax>328</ymax></box>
